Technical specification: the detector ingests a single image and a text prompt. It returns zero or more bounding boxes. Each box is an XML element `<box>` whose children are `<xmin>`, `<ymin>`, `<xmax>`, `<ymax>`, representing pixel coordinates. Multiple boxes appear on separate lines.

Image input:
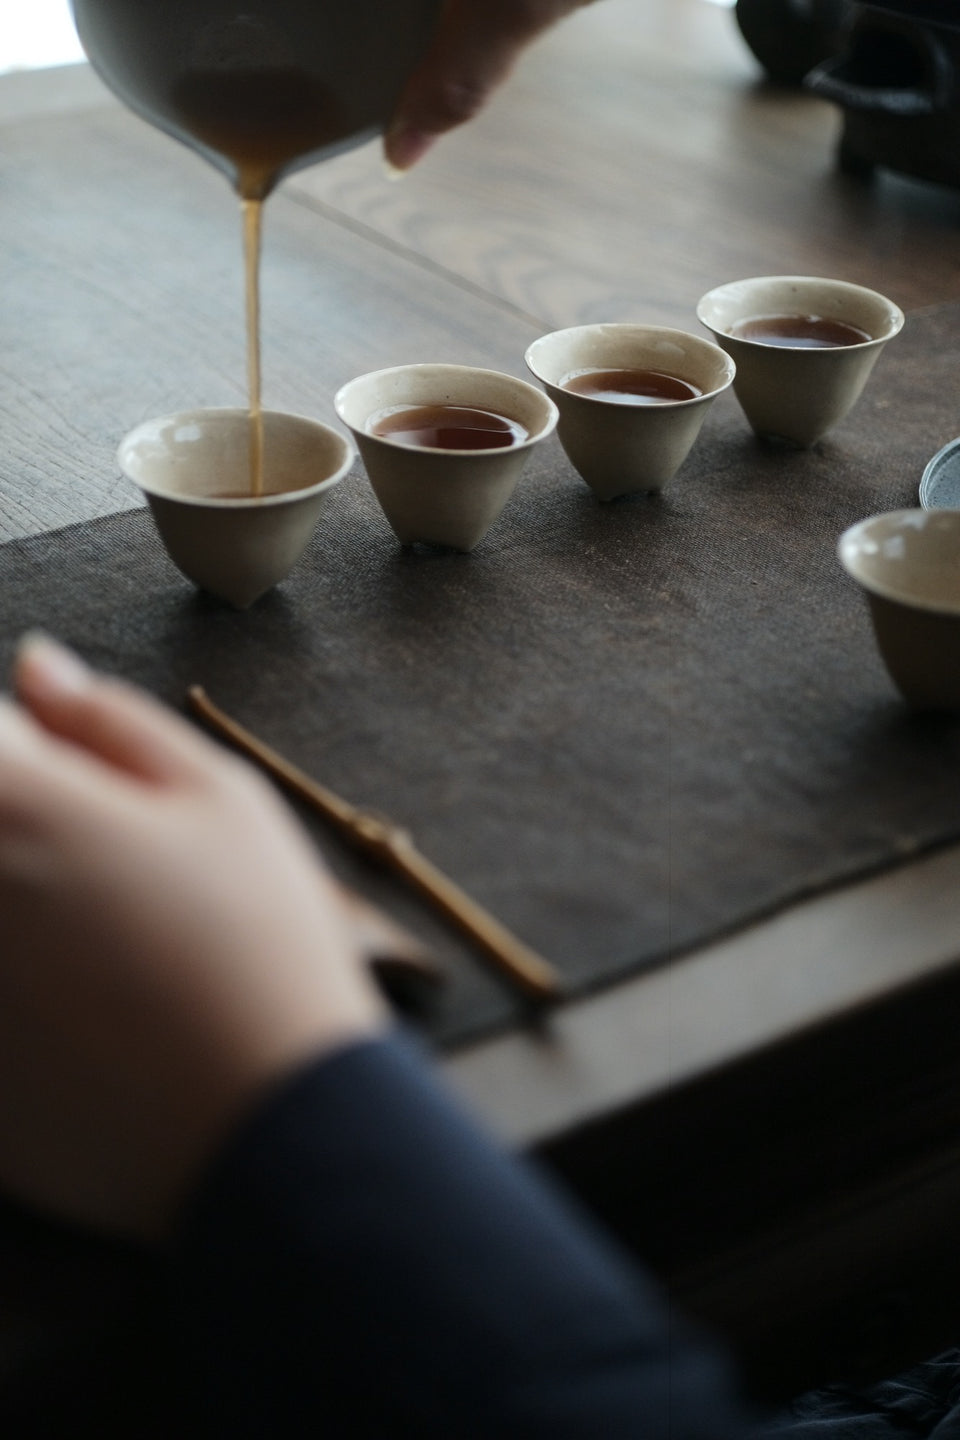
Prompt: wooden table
<box><xmin>4</xmin><ymin>0</ymin><xmax>960</xmax><ymax>1408</ymax></box>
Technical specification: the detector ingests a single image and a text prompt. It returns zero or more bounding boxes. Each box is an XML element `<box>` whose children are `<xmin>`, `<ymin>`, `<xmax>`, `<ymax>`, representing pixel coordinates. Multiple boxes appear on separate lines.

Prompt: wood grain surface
<box><xmin>0</xmin><ymin>107</ymin><xmax>542</xmax><ymax>540</ymax></box>
<box><xmin>291</xmin><ymin>0</ymin><xmax>960</xmax><ymax>326</ymax></box>
<box><xmin>3</xmin><ymin>0</ymin><xmax>960</xmax><ymax>1411</ymax></box>
<box><xmin>3</xmin><ymin>0</ymin><xmax>960</xmax><ymax>541</ymax></box>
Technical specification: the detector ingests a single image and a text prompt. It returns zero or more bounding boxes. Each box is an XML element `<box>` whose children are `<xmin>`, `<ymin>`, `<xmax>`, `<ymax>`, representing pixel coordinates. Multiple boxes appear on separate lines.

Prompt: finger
<box><xmin>13</xmin><ymin>634</ymin><xmax>216</xmax><ymax>787</ymax></box>
<box><xmin>386</xmin><ymin>0</ymin><xmax>585</xmax><ymax>170</ymax></box>
<box><xmin>0</xmin><ymin>693</ymin><xmax>116</xmax><ymax>840</ymax></box>
<box><xmin>0</xmin><ymin>695</ymin><xmax>47</xmax><ymax>767</ymax></box>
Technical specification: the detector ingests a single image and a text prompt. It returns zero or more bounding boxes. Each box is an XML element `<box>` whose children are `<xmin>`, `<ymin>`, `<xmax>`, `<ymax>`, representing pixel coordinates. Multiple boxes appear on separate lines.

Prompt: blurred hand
<box><xmin>386</xmin><ymin>0</ymin><xmax>597</xmax><ymax>170</ymax></box>
<box><xmin>0</xmin><ymin>636</ymin><xmax>385</xmax><ymax>1239</ymax></box>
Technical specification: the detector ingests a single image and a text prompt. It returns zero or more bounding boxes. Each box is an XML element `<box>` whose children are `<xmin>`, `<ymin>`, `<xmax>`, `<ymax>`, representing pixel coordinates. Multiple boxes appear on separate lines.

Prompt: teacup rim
<box><xmin>334</xmin><ymin>363</ymin><xmax>559</xmax><ymax>452</ymax></box>
<box><xmin>838</xmin><ymin>507</ymin><xmax>960</xmax><ymax>616</ymax></box>
<box><xmin>696</xmin><ymin>275</ymin><xmax>906</xmax><ymax>349</ymax></box>
<box><xmin>524</xmin><ymin>322</ymin><xmax>737</xmax><ymax>401</ymax></box>
<box><xmin>117</xmin><ymin>407</ymin><xmax>355</xmax><ymax>508</ymax></box>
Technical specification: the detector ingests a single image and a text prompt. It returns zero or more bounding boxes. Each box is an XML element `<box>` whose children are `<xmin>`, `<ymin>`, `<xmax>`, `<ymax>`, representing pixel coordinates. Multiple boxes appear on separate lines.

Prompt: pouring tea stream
<box><xmin>70</xmin><ymin>0</ymin><xmax>441</xmax><ymax>495</ymax></box>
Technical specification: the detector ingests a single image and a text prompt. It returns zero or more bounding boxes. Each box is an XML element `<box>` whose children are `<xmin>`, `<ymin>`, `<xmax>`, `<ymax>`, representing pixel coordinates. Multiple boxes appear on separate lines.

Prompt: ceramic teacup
<box><xmin>118</xmin><ymin>408</ymin><xmax>353</xmax><ymax>607</ymax></box>
<box><xmin>334</xmin><ymin>363</ymin><xmax>558</xmax><ymax>551</ymax></box>
<box><xmin>838</xmin><ymin>508</ymin><xmax>960</xmax><ymax>709</ymax></box>
<box><xmin>523</xmin><ymin>323</ymin><xmax>736</xmax><ymax>502</ymax></box>
<box><xmin>697</xmin><ymin>275</ymin><xmax>904</xmax><ymax>448</ymax></box>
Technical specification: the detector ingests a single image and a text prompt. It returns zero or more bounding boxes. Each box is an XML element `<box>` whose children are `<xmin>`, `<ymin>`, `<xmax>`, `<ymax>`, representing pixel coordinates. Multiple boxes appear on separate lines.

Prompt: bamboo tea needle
<box><xmin>187</xmin><ymin>687</ymin><xmax>562</xmax><ymax>1005</ymax></box>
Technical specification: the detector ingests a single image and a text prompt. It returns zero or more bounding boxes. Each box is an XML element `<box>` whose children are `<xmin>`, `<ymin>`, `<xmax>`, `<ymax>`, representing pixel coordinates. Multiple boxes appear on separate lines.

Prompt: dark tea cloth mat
<box><xmin>2</xmin><ymin>304</ymin><xmax>960</xmax><ymax>1049</ymax></box>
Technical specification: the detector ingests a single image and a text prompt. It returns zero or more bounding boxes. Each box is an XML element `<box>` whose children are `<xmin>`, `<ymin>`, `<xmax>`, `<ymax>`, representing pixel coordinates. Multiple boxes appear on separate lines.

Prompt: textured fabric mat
<box><xmin>3</xmin><ymin>304</ymin><xmax>960</xmax><ymax>1047</ymax></box>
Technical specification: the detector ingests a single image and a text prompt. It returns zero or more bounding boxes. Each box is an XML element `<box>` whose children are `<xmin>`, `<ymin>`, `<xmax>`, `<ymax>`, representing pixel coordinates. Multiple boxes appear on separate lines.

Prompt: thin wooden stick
<box><xmin>187</xmin><ymin>687</ymin><xmax>562</xmax><ymax>1005</ymax></box>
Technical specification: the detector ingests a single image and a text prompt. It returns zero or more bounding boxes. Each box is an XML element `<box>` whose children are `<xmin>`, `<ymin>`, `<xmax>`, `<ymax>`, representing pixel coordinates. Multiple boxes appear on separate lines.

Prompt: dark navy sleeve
<box><xmin>172</xmin><ymin>1030</ymin><xmax>755</xmax><ymax>1438</ymax></box>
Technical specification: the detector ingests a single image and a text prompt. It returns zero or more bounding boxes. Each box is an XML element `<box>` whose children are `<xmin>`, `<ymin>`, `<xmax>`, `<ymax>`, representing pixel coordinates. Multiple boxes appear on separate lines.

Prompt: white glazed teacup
<box><xmin>838</xmin><ymin>507</ymin><xmax>960</xmax><ymax>709</ymax></box>
<box><xmin>335</xmin><ymin>363</ymin><xmax>558</xmax><ymax>551</ymax></box>
<box><xmin>697</xmin><ymin>275</ymin><xmax>904</xmax><ymax>448</ymax></box>
<box><xmin>524</xmin><ymin>323</ymin><xmax>736</xmax><ymax>502</ymax></box>
<box><xmin>118</xmin><ymin>408</ymin><xmax>353</xmax><ymax>607</ymax></box>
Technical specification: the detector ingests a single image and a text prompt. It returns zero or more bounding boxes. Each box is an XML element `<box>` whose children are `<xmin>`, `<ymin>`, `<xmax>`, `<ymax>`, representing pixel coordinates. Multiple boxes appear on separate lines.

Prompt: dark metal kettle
<box><xmin>735</xmin><ymin>0</ymin><xmax>850</xmax><ymax>84</ymax></box>
<box><xmin>806</xmin><ymin>1</ymin><xmax>960</xmax><ymax>186</ymax></box>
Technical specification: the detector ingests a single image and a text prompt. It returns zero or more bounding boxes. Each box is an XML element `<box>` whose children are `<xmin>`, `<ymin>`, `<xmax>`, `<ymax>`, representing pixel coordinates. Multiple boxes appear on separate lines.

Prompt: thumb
<box><xmin>385</xmin><ymin>0</ymin><xmax>588</xmax><ymax>171</ymax></box>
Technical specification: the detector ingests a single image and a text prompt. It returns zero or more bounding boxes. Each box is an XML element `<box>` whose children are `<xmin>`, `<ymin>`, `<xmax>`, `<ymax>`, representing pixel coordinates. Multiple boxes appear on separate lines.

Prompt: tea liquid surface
<box><xmin>370</xmin><ymin>404</ymin><xmax>528</xmax><ymax>450</ymax></box>
<box><xmin>729</xmin><ymin>314</ymin><xmax>873</xmax><ymax>348</ymax></box>
<box><xmin>560</xmin><ymin>368</ymin><xmax>702</xmax><ymax>404</ymax></box>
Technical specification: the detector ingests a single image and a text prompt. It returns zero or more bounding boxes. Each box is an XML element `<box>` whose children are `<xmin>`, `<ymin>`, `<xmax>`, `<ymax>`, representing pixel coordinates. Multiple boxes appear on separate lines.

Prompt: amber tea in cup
<box><xmin>728</xmin><ymin>314</ymin><xmax>873</xmax><ymax>349</ymax></box>
<box><xmin>697</xmin><ymin>276</ymin><xmax>904</xmax><ymax>447</ymax></box>
<box><xmin>368</xmin><ymin>404</ymin><xmax>528</xmax><ymax>450</ymax></box>
<box><xmin>335</xmin><ymin>364</ymin><xmax>558</xmax><ymax>550</ymax></box>
<box><xmin>559</xmin><ymin>368</ymin><xmax>703</xmax><ymax>405</ymax></box>
<box><xmin>525</xmin><ymin>324</ymin><xmax>735</xmax><ymax>501</ymax></box>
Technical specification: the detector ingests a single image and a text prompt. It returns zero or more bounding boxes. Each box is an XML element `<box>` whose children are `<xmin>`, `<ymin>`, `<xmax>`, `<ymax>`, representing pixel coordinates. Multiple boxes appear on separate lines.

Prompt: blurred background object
<box><xmin>735</xmin><ymin>0</ymin><xmax>849</xmax><ymax>84</ymax></box>
<box><xmin>2</xmin><ymin>0</ymin><xmax>734</xmax><ymax>74</ymax></box>
<box><xmin>807</xmin><ymin>1</ymin><xmax>960</xmax><ymax>188</ymax></box>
